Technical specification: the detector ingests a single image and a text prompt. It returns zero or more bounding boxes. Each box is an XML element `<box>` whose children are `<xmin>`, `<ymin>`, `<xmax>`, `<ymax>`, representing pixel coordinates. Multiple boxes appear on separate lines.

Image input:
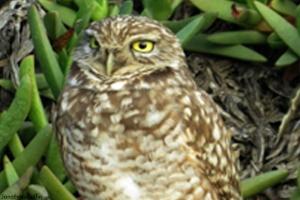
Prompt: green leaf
<box><xmin>74</xmin><ymin>0</ymin><xmax>95</xmax><ymax>34</ymax></box>
<box><xmin>142</xmin><ymin>0</ymin><xmax>173</xmax><ymax>20</ymax></box>
<box><xmin>119</xmin><ymin>0</ymin><xmax>133</xmax><ymax>15</ymax></box>
<box><xmin>58</xmin><ymin>50</ymin><xmax>72</xmax><ymax>75</ymax></box>
<box><xmin>57</xmin><ymin>0</ymin><xmax>73</xmax><ymax>6</ymax></box>
<box><xmin>28</xmin><ymin>5</ymin><xmax>64</xmax><ymax>99</ymax></box>
<box><xmin>275</xmin><ymin>50</ymin><xmax>298</xmax><ymax>68</ymax></box>
<box><xmin>90</xmin><ymin>0</ymin><xmax>108</xmax><ymax>21</ymax></box>
<box><xmin>0</xmin><ymin>75</ymin><xmax>49</xmax><ymax>92</ymax></box>
<box><xmin>39</xmin><ymin>166</ymin><xmax>76</xmax><ymax>200</ymax></box>
<box><xmin>254</xmin><ymin>1</ymin><xmax>300</xmax><ymax>57</ymax></box>
<box><xmin>207</xmin><ymin>30</ymin><xmax>267</xmax><ymax>45</ymax></box>
<box><xmin>46</xmin><ymin>136</ymin><xmax>66</xmax><ymax>181</ymax></box>
<box><xmin>291</xmin><ymin>189</ymin><xmax>300</xmax><ymax>200</ymax></box>
<box><xmin>3</xmin><ymin>156</ymin><xmax>19</xmax><ymax>186</ymax></box>
<box><xmin>270</xmin><ymin>0</ymin><xmax>297</xmax><ymax>16</ymax></box>
<box><xmin>67</xmin><ymin>0</ymin><xmax>95</xmax><ymax>58</ymax></box>
<box><xmin>109</xmin><ymin>4</ymin><xmax>120</xmax><ymax>16</ymax></box>
<box><xmin>8</xmin><ymin>134</ymin><xmax>24</xmax><ymax>157</ymax></box>
<box><xmin>0</xmin><ymin>79</ymin><xmax>14</xmax><ymax>91</ymax></box>
<box><xmin>43</xmin><ymin>11</ymin><xmax>67</xmax><ymax>40</ymax></box>
<box><xmin>185</xmin><ymin>34</ymin><xmax>267</xmax><ymax>62</ymax></box>
<box><xmin>241</xmin><ymin>169</ymin><xmax>289</xmax><ymax>198</ymax></box>
<box><xmin>296</xmin><ymin>5</ymin><xmax>300</xmax><ymax>34</ymax></box>
<box><xmin>28</xmin><ymin>184</ymin><xmax>49</xmax><ymax>199</ymax></box>
<box><xmin>177</xmin><ymin>13</ymin><xmax>216</xmax><ymax>46</ymax></box>
<box><xmin>0</xmin><ymin>75</ymin><xmax>32</xmax><ymax>151</ymax></box>
<box><xmin>267</xmin><ymin>32</ymin><xmax>285</xmax><ymax>49</ymax></box>
<box><xmin>163</xmin><ymin>15</ymin><xmax>201</xmax><ymax>33</ymax></box>
<box><xmin>0</xmin><ymin>168</ymin><xmax>33</xmax><ymax>199</ymax></box>
<box><xmin>0</xmin><ymin>126</ymin><xmax>52</xmax><ymax>192</ymax></box>
<box><xmin>38</xmin><ymin>0</ymin><xmax>76</xmax><ymax>27</ymax></box>
<box><xmin>190</xmin><ymin>0</ymin><xmax>261</xmax><ymax>26</ymax></box>
<box><xmin>171</xmin><ymin>0</ymin><xmax>183</xmax><ymax>10</ymax></box>
<box><xmin>40</xmin><ymin>89</ymin><xmax>55</xmax><ymax>100</ymax></box>
<box><xmin>19</xmin><ymin>55</ymin><xmax>48</xmax><ymax>131</ymax></box>
<box><xmin>64</xmin><ymin>181</ymin><xmax>77</xmax><ymax>194</ymax></box>
<box><xmin>35</xmin><ymin>74</ymin><xmax>49</xmax><ymax>90</ymax></box>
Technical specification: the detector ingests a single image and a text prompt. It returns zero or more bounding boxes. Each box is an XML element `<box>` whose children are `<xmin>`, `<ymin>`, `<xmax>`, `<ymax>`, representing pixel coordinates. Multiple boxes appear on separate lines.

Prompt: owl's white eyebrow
<box><xmin>126</xmin><ymin>34</ymin><xmax>158</xmax><ymax>44</ymax></box>
<box><xmin>86</xmin><ymin>29</ymin><xmax>97</xmax><ymax>35</ymax></box>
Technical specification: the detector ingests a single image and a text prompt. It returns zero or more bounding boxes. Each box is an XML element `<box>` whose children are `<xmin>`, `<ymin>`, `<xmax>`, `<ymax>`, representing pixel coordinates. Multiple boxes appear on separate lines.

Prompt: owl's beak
<box><xmin>106</xmin><ymin>52</ymin><xmax>114</xmax><ymax>76</ymax></box>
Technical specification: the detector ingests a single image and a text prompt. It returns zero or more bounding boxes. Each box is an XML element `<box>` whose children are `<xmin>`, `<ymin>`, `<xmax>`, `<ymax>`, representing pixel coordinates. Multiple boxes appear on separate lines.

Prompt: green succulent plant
<box><xmin>0</xmin><ymin>1</ymin><xmax>298</xmax><ymax>199</ymax></box>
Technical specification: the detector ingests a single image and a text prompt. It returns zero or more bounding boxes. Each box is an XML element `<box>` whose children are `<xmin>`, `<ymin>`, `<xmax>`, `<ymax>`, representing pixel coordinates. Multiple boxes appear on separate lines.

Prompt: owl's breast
<box><xmin>55</xmin><ymin>83</ymin><xmax>220</xmax><ymax>199</ymax></box>
<box><xmin>54</xmin><ymin>65</ymin><xmax>238</xmax><ymax>199</ymax></box>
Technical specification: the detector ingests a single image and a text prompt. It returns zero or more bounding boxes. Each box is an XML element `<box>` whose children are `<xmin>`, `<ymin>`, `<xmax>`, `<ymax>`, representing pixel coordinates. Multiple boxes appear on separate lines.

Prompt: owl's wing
<box><xmin>181</xmin><ymin>87</ymin><xmax>241</xmax><ymax>199</ymax></box>
<box><xmin>123</xmin><ymin>65</ymin><xmax>241</xmax><ymax>198</ymax></box>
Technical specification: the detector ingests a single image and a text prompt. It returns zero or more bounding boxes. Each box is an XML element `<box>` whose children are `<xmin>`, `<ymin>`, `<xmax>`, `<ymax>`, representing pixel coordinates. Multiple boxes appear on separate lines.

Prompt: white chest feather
<box><xmin>115</xmin><ymin>176</ymin><xmax>141</xmax><ymax>200</ymax></box>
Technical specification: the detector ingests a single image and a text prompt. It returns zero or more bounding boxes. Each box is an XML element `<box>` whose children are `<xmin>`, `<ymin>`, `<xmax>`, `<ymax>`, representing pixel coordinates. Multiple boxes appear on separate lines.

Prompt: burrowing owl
<box><xmin>53</xmin><ymin>16</ymin><xmax>241</xmax><ymax>200</ymax></box>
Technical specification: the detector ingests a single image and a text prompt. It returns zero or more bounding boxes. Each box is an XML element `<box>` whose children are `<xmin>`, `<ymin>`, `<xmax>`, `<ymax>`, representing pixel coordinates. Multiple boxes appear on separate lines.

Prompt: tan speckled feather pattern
<box><xmin>53</xmin><ymin>16</ymin><xmax>241</xmax><ymax>200</ymax></box>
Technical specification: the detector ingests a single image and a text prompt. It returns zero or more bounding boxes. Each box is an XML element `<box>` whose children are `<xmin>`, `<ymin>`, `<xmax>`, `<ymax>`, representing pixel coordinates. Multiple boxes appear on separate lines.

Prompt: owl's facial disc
<box><xmin>75</xmin><ymin>16</ymin><xmax>186</xmax><ymax>77</ymax></box>
<box><xmin>80</xmin><ymin>31</ymin><xmax>157</xmax><ymax>76</ymax></box>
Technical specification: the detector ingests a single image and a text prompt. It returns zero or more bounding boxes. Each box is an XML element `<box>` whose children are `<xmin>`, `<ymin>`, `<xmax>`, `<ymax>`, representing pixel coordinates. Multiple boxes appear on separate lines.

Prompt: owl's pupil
<box><xmin>139</xmin><ymin>42</ymin><xmax>147</xmax><ymax>49</ymax></box>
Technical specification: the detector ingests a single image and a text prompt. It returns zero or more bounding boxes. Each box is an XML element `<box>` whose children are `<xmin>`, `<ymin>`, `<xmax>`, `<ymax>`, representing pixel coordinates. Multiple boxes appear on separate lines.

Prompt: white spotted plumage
<box><xmin>53</xmin><ymin>16</ymin><xmax>241</xmax><ymax>200</ymax></box>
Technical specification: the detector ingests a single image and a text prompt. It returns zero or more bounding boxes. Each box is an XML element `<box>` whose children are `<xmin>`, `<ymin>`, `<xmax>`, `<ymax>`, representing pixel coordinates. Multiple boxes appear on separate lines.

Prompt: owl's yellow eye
<box><xmin>89</xmin><ymin>37</ymin><xmax>99</xmax><ymax>49</ymax></box>
<box><xmin>131</xmin><ymin>40</ymin><xmax>154</xmax><ymax>53</ymax></box>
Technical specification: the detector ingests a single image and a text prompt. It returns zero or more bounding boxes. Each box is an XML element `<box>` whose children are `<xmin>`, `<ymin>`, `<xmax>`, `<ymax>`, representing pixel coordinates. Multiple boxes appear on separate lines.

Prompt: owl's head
<box><xmin>73</xmin><ymin>16</ymin><xmax>186</xmax><ymax>76</ymax></box>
